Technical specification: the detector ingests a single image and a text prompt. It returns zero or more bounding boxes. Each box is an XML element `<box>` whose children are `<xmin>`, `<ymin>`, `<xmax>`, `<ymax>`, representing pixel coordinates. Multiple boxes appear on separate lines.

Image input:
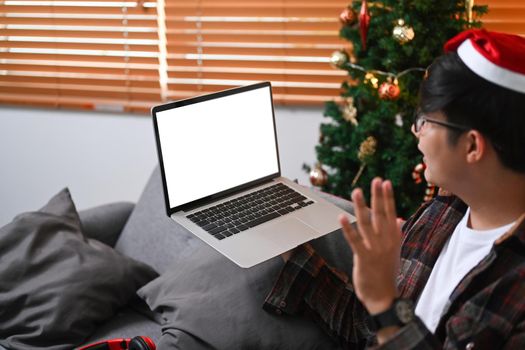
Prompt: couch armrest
<box><xmin>78</xmin><ymin>202</ymin><xmax>135</xmax><ymax>247</ymax></box>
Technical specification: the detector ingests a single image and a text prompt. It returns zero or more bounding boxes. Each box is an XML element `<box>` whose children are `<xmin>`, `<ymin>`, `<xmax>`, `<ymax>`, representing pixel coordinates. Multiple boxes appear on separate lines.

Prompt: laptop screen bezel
<box><xmin>151</xmin><ymin>81</ymin><xmax>282</xmax><ymax>216</ymax></box>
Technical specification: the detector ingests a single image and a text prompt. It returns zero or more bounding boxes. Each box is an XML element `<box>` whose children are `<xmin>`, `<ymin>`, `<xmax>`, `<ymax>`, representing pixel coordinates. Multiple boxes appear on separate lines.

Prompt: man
<box><xmin>263</xmin><ymin>29</ymin><xmax>525</xmax><ymax>349</ymax></box>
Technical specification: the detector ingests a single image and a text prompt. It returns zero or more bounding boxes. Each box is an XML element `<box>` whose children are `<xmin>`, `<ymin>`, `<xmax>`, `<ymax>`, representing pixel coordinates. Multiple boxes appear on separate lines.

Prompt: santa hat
<box><xmin>444</xmin><ymin>29</ymin><xmax>525</xmax><ymax>94</ymax></box>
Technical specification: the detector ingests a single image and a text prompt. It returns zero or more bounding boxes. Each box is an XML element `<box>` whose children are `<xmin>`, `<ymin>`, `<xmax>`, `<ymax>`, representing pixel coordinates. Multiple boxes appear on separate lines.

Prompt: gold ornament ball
<box><xmin>378</xmin><ymin>81</ymin><xmax>401</xmax><ymax>100</ymax></box>
<box><xmin>340</xmin><ymin>7</ymin><xmax>358</xmax><ymax>26</ymax></box>
<box><xmin>309</xmin><ymin>164</ymin><xmax>328</xmax><ymax>187</ymax></box>
<box><xmin>392</xmin><ymin>19</ymin><xmax>415</xmax><ymax>44</ymax></box>
<box><xmin>329</xmin><ymin>50</ymin><xmax>349</xmax><ymax>69</ymax></box>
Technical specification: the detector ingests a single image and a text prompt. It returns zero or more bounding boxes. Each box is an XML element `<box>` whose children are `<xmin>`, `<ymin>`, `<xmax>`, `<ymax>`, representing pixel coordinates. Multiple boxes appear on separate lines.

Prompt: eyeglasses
<box><xmin>413</xmin><ymin>112</ymin><xmax>470</xmax><ymax>133</ymax></box>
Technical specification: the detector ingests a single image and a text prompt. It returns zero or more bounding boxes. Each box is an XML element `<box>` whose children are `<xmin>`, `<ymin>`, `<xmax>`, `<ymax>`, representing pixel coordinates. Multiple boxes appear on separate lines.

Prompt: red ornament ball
<box><xmin>378</xmin><ymin>82</ymin><xmax>401</xmax><ymax>100</ymax></box>
<box><xmin>340</xmin><ymin>7</ymin><xmax>358</xmax><ymax>26</ymax></box>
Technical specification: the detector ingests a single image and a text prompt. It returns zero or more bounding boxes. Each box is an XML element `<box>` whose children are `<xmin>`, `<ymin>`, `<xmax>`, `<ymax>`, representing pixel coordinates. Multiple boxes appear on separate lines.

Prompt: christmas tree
<box><xmin>307</xmin><ymin>0</ymin><xmax>487</xmax><ymax>217</ymax></box>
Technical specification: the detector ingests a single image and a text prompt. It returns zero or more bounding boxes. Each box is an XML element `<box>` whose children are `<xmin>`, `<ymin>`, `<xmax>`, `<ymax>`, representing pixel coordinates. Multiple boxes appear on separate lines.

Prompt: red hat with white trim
<box><xmin>444</xmin><ymin>29</ymin><xmax>525</xmax><ymax>94</ymax></box>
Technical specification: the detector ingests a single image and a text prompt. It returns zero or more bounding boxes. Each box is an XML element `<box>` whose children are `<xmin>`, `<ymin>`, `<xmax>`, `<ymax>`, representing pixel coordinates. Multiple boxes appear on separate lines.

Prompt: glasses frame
<box><xmin>413</xmin><ymin>111</ymin><xmax>506</xmax><ymax>152</ymax></box>
<box><xmin>413</xmin><ymin>112</ymin><xmax>470</xmax><ymax>133</ymax></box>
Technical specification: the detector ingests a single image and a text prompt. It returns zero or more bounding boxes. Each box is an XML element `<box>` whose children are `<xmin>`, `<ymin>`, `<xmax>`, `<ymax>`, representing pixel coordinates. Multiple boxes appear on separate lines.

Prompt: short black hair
<box><xmin>418</xmin><ymin>52</ymin><xmax>525</xmax><ymax>173</ymax></box>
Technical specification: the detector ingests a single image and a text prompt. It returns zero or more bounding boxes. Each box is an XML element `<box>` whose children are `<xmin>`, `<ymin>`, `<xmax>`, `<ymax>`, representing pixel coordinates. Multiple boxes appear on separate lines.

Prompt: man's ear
<box><xmin>465</xmin><ymin>130</ymin><xmax>486</xmax><ymax>163</ymax></box>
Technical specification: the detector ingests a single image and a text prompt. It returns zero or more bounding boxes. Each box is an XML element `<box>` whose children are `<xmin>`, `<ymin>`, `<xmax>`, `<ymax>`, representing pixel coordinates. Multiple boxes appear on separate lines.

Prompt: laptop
<box><xmin>152</xmin><ymin>81</ymin><xmax>356</xmax><ymax>268</ymax></box>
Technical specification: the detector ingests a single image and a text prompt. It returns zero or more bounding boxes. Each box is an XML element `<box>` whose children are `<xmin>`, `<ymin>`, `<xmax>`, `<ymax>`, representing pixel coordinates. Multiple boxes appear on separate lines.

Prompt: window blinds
<box><xmin>477</xmin><ymin>0</ymin><xmax>525</xmax><ymax>35</ymax></box>
<box><xmin>1</xmin><ymin>0</ymin><xmax>347</xmax><ymax>111</ymax></box>
<box><xmin>0</xmin><ymin>0</ymin><xmax>523</xmax><ymax>112</ymax></box>
<box><xmin>162</xmin><ymin>0</ymin><xmax>347</xmax><ymax>105</ymax></box>
<box><xmin>0</xmin><ymin>0</ymin><xmax>161</xmax><ymax>113</ymax></box>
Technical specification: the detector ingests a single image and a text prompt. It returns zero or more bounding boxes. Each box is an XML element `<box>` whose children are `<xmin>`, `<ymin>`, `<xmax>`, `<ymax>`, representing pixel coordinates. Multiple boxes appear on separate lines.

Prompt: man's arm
<box><xmin>372</xmin><ymin>317</ymin><xmax>441</xmax><ymax>350</ymax></box>
<box><xmin>266</xmin><ymin>243</ymin><xmax>445</xmax><ymax>349</ymax></box>
<box><xmin>265</xmin><ymin>179</ymin><xmax>449</xmax><ymax>349</ymax></box>
<box><xmin>503</xmin><ymin>319</ymin><xmax>525</xmax><ymax>349</ymax></box>
<box><xmin>340</xmin><ymin>178</ymin><xmax>445</xmax><ymax>349</ymax></box>
<box><xmin>264</xmin><ymin>243</ymin><xmax>374</xmax><ymax>349</ymax></box>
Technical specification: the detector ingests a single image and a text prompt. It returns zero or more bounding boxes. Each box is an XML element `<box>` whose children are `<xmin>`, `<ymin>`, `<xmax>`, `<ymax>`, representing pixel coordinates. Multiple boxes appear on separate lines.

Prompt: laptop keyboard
<box><xmin>186</xmin><ymin>183</ymin><xmax>314</xmax><ymax>240</ymax></box>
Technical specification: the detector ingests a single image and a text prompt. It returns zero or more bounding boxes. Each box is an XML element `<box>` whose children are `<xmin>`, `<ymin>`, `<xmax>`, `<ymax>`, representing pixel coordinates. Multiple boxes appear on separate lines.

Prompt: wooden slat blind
<box><xmin>1</xmin><ymin>1</ymin><xmax>523</xmax><ymax>112</ymax></box>
<box><xmin>0</xmin><ymin>0</ymin><xmax>161</xmax><ymax>113</ymax></box>
<box><xmin>0</xmin><ymin>0</ymin><xmax>348</xmax><ymax>110</ymax></box>
<box><xmin>478</xmin><ymin>0</ymin><xmax>525</xmax><ymax>36</ymax></box>
<box><xmin>163</xmin><ymin>0</ymin><xmax>348</xmax><ymax>105</ymax></box>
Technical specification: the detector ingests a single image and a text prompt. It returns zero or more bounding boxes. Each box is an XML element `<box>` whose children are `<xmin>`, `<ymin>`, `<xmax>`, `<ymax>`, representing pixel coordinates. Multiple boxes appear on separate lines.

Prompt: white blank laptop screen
<box><xmin>156</xmin><ymin>85</ymin><xmax>280</xmax><ymax>210</ymax></box>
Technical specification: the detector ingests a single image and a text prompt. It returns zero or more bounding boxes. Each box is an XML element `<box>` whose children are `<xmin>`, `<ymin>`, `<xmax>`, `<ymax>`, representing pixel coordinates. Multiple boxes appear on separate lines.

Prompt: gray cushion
<box><xmin>79</xmin><ymin>201</ymin><xmax>135</xmax><ymax>247</ymax></box>
<box><xmin>83</xmin><ymin>301</ymin><xmax>162</xmax><ymax>344</ymax></box>
<box><xmin>0</xmin><ymin>188</ymin><xmax>158</xmax><ymax>350</ymax></box>
<box><xmin>115</xmin><ymin>167</ymin><xmax>204</xmax><ymax>274</ymax></box>
<box><xmin>138</xmin><ymin>244</ymin><xmax>340</xmax><ymax>350</ymax></box>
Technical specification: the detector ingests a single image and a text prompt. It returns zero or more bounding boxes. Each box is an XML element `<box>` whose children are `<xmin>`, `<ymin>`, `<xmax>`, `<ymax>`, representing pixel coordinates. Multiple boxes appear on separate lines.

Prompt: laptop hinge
<box><xmin>178</xmin><ymin>177</ymin><xmax>276</xmax><ymax>213</ymax></box>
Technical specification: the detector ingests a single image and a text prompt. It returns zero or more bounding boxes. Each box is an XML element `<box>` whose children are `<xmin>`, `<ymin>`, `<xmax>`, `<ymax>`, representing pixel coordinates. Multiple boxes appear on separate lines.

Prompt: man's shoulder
<box><xmin>400</xmin><ymin>193</ymin><xmax>467</xmax><ymax>259</ymax></box>
<box><xmin>404</xmin><ymin>192</ymin><xmax>466</xmax><ymax>231</ymax></box>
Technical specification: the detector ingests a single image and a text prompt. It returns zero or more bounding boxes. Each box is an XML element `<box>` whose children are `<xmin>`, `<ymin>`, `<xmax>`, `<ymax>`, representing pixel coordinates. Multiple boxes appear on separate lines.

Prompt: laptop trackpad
<box><xmin>262</xmin><ymin>217</ymin><xmax>318</xmax><ymax>251</ymax></box>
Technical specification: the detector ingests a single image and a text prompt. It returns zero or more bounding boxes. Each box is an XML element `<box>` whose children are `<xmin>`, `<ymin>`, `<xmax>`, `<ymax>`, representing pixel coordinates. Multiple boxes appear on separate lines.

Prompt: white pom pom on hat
<box><xmin>444</xmin><ymin>29</ymin><xmax>525</xmax><ymax>94</ymax></box>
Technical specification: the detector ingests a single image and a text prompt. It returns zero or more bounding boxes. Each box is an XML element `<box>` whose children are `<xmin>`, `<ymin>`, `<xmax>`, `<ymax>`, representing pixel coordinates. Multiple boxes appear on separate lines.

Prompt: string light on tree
<box><xmin>364</xmin><ymin>72</ymin><xmax>379</xmax><ymax>88</ymax></box>
<box><xmin>334</xmin><ymin>57</ymin><xmax>427</xmax><ymax>90</ymax></box>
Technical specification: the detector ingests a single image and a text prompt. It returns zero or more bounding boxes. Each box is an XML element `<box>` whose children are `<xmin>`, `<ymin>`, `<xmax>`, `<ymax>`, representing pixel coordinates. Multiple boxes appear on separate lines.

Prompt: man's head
<box><xmin>416</xmin><ymin>29</ymin><xmax>525</xmax><ymax>186</ymax></box>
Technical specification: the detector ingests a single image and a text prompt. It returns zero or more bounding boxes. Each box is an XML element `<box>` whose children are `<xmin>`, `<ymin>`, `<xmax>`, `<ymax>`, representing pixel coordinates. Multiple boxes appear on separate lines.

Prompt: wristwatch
<box><xmin>370</xmin><ymin>298</ymin><xmax>415</xmax><ymax>330</ymax></box>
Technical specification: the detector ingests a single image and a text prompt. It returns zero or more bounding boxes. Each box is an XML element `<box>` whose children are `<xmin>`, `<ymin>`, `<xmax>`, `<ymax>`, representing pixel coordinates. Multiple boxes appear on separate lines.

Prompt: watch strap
<box><xmin>369</xmin><ymin>298</ymin><xmax>414</xmax><ymax>330</ymax></box>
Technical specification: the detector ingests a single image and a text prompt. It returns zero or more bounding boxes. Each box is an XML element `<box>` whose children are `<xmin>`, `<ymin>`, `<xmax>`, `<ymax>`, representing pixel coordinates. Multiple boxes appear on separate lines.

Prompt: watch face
<box><xmin>395</xmin><ymin>299</ymin><xmax>415</xmax><ymax>324</ymax></box>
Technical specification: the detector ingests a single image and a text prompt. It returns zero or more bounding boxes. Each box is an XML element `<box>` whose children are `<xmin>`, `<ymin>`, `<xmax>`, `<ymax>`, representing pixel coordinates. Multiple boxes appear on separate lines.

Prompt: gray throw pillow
<box><xmin>138</xmin><ymin>244</ymin><xmax>340</xmax><ymax>350</ymax></box>
<box><xmin>115</xmin><ymin>166</ymin><xmax>203</xmax><ymax>274</ymax></box>
<box><xmin>0</xmin><ymin>188</ymin><xmax>159</xmax><ymax>350</ymax></box>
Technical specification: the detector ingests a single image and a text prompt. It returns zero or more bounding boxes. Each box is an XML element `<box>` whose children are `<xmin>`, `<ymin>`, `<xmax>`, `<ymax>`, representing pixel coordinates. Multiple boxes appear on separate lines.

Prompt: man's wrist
<box><xmin>366</xmin><ymin>297</ymin><xmax>396</xmax><ymax>315</ymax></box>
<box><xmin>369</xmin><ymin>298</ymin><xmax>415</xmax><ymax>332</ymax></box>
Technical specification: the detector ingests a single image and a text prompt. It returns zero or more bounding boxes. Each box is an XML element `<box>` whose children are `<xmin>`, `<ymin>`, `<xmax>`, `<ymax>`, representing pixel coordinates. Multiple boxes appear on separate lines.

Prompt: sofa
<box><xmin>0</xmin><ymin>166</ymin><xmax>356</xmax><ymax>350</ymax></box>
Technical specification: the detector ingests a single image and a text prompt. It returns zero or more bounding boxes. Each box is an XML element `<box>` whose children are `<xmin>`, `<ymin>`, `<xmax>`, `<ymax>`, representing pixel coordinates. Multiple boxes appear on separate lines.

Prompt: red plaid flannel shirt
<box><xmin>263</xmin><ymin>193</ymin><xmax>525</xmax><ymax>349</ymax></box>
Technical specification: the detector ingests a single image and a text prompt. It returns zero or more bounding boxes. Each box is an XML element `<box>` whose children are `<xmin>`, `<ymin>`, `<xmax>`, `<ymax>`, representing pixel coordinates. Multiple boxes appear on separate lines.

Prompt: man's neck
<box><xmin>460</xmin><ymin>172</ymin><xmax>525</xmax><ymax>230</ymax></box>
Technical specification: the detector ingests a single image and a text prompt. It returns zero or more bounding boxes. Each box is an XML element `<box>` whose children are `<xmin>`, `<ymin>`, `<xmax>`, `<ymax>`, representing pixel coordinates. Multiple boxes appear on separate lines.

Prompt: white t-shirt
<box><xmin>415</xmin><ymin>208</ymin><xmax>514</xmax><ymax>332</ymax></box>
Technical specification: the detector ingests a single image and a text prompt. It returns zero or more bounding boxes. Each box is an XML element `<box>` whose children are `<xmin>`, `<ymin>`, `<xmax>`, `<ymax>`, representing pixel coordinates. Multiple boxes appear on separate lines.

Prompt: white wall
<box><xmin>0</xmin><ymin>105</ymin><xmax>324</xmax><ymax>226</ymax></box>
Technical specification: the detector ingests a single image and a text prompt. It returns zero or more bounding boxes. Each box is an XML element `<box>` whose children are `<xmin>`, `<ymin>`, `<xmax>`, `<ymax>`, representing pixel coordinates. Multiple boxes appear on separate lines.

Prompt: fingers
<box><xmin>351</xmin><ymin>188</ymin><xmax>372</xmax><ymax>230</ymax></box>
<box><xmin>351</xmin><ymin>187</ymin><xmax>378</xmax><ymax>247</ymax></box>
<box><xmin>371</xmin><ymin>178</ymin><xmax>386</xmax><ymax>233</ymax></box>
<box><xmin>382</xmin><ymin>180</ymin><xmax>398</xmax><ymax>222</ymax></box>
<box><xmin>340</xmin><ymin>213</ymin><xmax>367</xmax><ymax>254</ymax></box>
<box><xmin>351</xmin><ymin>179</ymin><xmax>399</xmax><ymax>244</ymax></box>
